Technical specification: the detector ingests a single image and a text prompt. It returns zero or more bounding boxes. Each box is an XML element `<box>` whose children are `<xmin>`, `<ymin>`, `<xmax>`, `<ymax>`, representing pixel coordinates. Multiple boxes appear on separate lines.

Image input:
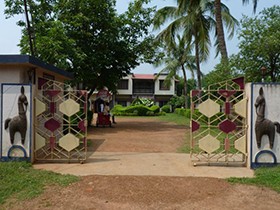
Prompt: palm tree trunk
<box><xmin>214</xmin><ymin>0</ymin><xmax>228</xmax><ymax>65</ymax></box>
<box><xmin>194</xmin><ymin>38</ymin><xmax>202</xmax><ymax>90</ymax></box>
<box><xmin>181</xmin><ymin>64</ymin><xmax>188</xmax><ymax>108</ymax></box>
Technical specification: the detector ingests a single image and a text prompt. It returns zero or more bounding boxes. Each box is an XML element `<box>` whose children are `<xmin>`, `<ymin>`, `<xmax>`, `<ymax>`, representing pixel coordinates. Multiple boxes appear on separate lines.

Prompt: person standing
<box><xmin>103</xmin><ymin>102</ymin><xmax>110</xmax><ymax>115</ymax></box>
<box><xmin>109</xmin><ymin>100</ymin><xmax>116</xmax><ymax>124</ymax></box>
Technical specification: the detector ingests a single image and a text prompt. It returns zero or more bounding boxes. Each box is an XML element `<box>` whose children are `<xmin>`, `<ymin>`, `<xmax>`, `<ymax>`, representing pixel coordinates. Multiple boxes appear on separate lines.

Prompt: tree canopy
<box><xmin>152</xmin><ymin>0</ymin><xmax>237</xmax><ymax>90</ymax></box>
<box><xmin>232</xmin><ymin>5</ymin><xmax>280</xmax><ymax>82</ymax></box>
<box><xmin>4</xmin><ymin>0</ymin><xmax>156</xmax><ymax>92</ymax></box>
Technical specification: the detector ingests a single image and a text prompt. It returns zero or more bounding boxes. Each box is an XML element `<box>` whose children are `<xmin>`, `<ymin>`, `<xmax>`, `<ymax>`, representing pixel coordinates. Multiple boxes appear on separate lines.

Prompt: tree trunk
<box><xmin>214</xmin><ymin>0</ymin><xmax>228</xmax><ymax>67</ymax></box>
<box><xmin>270</xmin><ymin>57</ymin><xmax>276</xmax><ymax>82</ymax></box>
<box><xmin>23</xmin><ymin>0</ymin><xmax>34</xmax><ymax>56</ymax></box>
<box><xmin>181</xmin><ymin>64</ymin><xmax>188</xmax><ymax>108</ymax></box>
<box><xmin>194</xmin><ymin>38</ymin><xmax>202</xmax><ymax>90</ymax></box>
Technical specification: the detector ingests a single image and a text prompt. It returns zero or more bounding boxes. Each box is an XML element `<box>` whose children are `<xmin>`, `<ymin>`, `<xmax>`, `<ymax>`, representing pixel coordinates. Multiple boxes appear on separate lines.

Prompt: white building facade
<box><xmin>115</xmin><ymin>73</ymin><xmax>177</xmax><ymax>107</ymax></box>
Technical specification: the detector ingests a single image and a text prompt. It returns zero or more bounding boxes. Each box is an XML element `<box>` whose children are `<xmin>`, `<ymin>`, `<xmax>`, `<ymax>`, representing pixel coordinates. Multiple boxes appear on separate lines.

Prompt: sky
<box><xmin>0</xmin><ymin>0</ymin><xmax>279</xmax><ymax>76</ymax></box>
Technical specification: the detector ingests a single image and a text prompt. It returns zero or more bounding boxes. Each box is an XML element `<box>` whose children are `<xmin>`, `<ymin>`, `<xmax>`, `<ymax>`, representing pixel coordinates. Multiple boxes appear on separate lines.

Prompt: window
<box><xmin>117</xmin><ymin>79</ymin><xmax>129</xmax><ymax>89</ymax></box>
<box><xmin>159</xmin><ymin>80</ymin><xmax>170</xmax><ymax>90</ymax></box>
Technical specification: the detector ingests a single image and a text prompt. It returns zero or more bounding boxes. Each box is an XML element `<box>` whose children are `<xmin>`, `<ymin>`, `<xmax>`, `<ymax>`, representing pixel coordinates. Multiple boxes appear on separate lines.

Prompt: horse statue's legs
<box><xmin>20</xmin><ymin>128</ymin><xmax>27</xmax><ymax>145</ymax></box>
<box><xmin>255</xmin><ymin>126</ymin><xmax>262</xmax><ymax>149</ymax></box>
<box><xmin>268</xmin><ymin>131</ymin><xmax>275</xmax><ymax>149</ymax></box>
<box><xmin>9</xmin><ymin>129</ymin><xmax>15</xmax><ymax>145</ymax></box>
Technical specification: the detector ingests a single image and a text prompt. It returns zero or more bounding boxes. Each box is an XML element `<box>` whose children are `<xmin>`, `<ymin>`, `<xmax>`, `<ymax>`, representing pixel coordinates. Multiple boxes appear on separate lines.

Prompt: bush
<box><xmin>146</xmin><ymin>111</ymin><xmax>154</xmax><ymax>116</ymax></box>
<box><xmin>174</xmin><ymin>108</ymin><xmax>192</xmax><ymax>118</ymax></box>
<box><xmin>111</xmin><ymin>104</ymin><xmax>126</xmax><ymax>116</ymax></box>
<box><xmin>112</xmin><ymin>104</ymin><xmax>160</xmax><ymax>116</ymax></box>
<box><xmin>175</xmin><ymin>108</ymin><xmax>185</xmax><ymax>116</ymax></box>
<box><xmin>161</xmin><ymin>105</ymin><xmax>171</xmax><ymax>113</ymax></box>
<box><xmin>150</xmin><ymin>105</ymin><xmax>160</xmax><ymax>113</ymax></box>
<box><xmin>131</xmin><ymin>98</ymin><xmax>154</xmax><ymax>107</ymax></box>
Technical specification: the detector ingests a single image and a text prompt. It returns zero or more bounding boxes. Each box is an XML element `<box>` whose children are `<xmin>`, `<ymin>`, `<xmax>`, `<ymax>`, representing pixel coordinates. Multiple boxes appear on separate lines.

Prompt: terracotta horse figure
<box><xmin>255</xmin><ymin>87</ymin><xmax>280</xmax><ymax>149</ymax></box>
<box><xmin>4</xmin><ymin>86</ymin><xmax>28</xmax><ymax>145</ymax></box>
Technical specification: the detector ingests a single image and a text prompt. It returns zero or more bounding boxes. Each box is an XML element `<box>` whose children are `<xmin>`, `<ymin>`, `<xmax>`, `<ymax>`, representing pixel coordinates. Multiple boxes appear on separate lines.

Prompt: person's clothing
<box><xmin>112</xmin><ymin>115</ymin><xmax>116</xmax><ymax>124</ymax></box>
<box><xmin>103</xmin><ymin>104</ymin><xmax>110</xmax><ymax>115</ymax></box>
<box><xmin>100</xmin><ymin>103</ymin><xmax>104</xmax><ymax>113</ymax></box>
<box><xmin>109</xmin><ymin>100</ymin><xmax>116</xmax><ymax>123</ymax></box>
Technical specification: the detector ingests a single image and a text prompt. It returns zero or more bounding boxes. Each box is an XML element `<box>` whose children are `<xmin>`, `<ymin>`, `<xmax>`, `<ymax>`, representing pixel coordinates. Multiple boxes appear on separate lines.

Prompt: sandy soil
<box><xmin>2</xmin><ymin>117</ymin><xmax>280</xmax><ymax>210</ymax></box>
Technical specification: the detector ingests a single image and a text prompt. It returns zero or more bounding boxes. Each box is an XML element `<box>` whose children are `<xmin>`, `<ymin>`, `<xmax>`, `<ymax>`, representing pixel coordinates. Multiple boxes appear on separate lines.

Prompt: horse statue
<box><xmin>255</xmin><ymin>87</ymin><xmax>280</xmax><ymax>149</ymax></box>
<box><xmin>4</xmin><ymin>86</ymin><xmax>28</xmax><ymax>145</ymax></box>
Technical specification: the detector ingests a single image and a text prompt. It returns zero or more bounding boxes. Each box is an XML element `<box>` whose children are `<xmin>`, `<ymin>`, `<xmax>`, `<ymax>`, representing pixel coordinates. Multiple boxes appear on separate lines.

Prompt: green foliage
<box><xmin>111</xmin><ymin>104</ymin><xmax>160</xmax><ymax>116</ymax></box>
<box><xmin>131</xmin><ymin>97</ymin><xmax>154</xmax><ymax>107</ymax></box>
<box><xmin>111</xmin><ymin>104</ymin><xmax>126</xmax><ymax>115</ymax></box>
<box><xmin>156</xmin><ymin>113</ymin><xmax>189</xmax><ymax>126</ymax></box>
<box><xmin>202</xmin><ymin>60</ymin><xmax>243</xmax><ymax>88</ymax></box>
<box><xmin>0</xmin><ymin>161</ymin><xmax>79</xmax><ymax>204</ymax></box>
<box><xmin>161</xmin><ymin>104</ymin><xmax>171</xmax><ymax>113</ymax></box>
<box><xmin>150</xmin><ymin>105</ymin><xmax>160</xmax><ymax>113</ymax></box>
<box><xmin>168</xmin><ymin>95</ymin><xmax>186</xmax><ymax>109</ymax></box>
<box><xmin>4</xmin><ymin>0</ymin><xmax>156</xmax><ymax>91</ymax></box>
<box><xmin>228</xmin><ymin>166</ymin><xmax>280</xmax><ymax>193</ymax></box>
<box><xmin>231</xmin><ymin>6</ymin><xmax>280</xmax><ymax>82</ymax></box>
<box><xmin>174</xmin><ymin>108</ymin><xmax>191</xmax><ymax>118</ymax></box>
<box><xmin>126</xmin><ymin>105</ymin><xmax>150</xmax><ymax>116</ymax></box>
<box><xmin>153</xmin><ymin>0</ymin><xmax>237</xmax><ymax>90</ymax></box>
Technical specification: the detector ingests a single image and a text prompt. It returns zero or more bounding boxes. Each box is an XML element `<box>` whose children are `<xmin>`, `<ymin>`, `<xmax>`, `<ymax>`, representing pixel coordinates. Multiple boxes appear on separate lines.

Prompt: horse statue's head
<box><xmin>255</xmin><ymin>87</ymin><xmax>265</xmax><ymax>119</ymax></box>
<box><xmin>18</xmin><ymin>86</ymin><xmax>28</xmax><ymax>114</ymax></box>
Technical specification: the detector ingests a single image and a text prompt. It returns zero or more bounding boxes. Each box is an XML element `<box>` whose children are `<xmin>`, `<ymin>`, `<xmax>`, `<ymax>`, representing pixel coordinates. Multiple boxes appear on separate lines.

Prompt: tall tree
<box><xmin>153</xmin><ymin>0</ymin><xmax>207</xmax><ymax>89</ymax></box>
<box><xmin>4</xmin><ymin>0</ymin><xmax>156</xmax><ymax>92</ymax></box>
<box><xmin>213</xmin><ymin>0</ymin><xmax>257</xmax><ymax>65</ymax></box>
<box><xmin>154</xmin><ymin>35</ymin><xmax>196</xmax><ymax>108</ymax></box>
<box><xmin>153</xmin><ymin>0</ymin><xmax>237</xmax><ymax>89</ymax></box>
<box><xmin>232</xmin><ymin>6</ymin><xmax>280</xmax><ymax>82</ymax></box>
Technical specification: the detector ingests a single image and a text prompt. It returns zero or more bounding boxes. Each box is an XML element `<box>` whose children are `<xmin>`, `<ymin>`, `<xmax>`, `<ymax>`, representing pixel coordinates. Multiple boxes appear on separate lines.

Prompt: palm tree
<box><xmin>242</xmin><ymin>0</ymin><xmax>259</xmax><ymax>13</ymax></box>
<box><xmin>154</xmin><ymin>35</ymin><xmax>196</xmax><ymax>108</ymax></box>
<box><xmin>213</xmin><ymin>0</ymin><xmax>256</xmax><ymax>66</ymax></box>
<box><xmin>153</xmin><ymin>0</ymin><xmax>237</xmax><ymax>89</ymax></box>
<box><xmin>153</xmin><ymin>0</ymin><xmax>211</xmax><ymax>89</ymax></box>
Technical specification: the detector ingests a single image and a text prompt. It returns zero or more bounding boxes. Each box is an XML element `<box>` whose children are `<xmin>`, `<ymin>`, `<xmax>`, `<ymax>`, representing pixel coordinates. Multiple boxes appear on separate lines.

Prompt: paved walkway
<box><xmin>33</xmin><ymin>117</ymin><xmax>255</xmax><ymax>179</ymax></box>
<box><xmin>33</xmin><ymin>152</ymin><xmax>254</xmax><ymax>179</ymax></box>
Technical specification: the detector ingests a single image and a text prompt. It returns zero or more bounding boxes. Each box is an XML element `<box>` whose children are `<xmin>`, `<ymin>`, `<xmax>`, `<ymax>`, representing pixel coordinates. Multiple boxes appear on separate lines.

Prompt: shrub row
<box><xmin>112</xmin><ymin>104</ymin><xmax>161</xmax><ymax>116</ymax></box>
<box><xmin>175</xmin><ymin>108</ymin><xmax>227</xmax><ymax>126</ymax></box>
<box><xmin>161</xmin><ymin>104</ymin><xmax>171</xmax><ymax>113</ymax></box>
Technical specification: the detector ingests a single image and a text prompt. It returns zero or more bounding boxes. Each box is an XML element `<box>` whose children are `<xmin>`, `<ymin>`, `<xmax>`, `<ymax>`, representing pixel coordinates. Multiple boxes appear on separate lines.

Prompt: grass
<box><xmin>0</xmin><ymin>161</ymin><xmax>79</xmax><ymax>204</ymax></box>
<box><xmin>227</xmin><ymin>166</ymin><xmax>280</xmax><ymax>193</ymax></box>
<box><xmin>156</xmin><ymin>113</ymin><xmax>190</xmax><ymax>126</ymax></box>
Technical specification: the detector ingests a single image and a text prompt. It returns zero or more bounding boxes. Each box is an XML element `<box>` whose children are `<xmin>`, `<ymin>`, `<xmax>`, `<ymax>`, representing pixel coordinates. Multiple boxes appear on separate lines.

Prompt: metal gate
<box><xmin>190</xmin><ymin>77</ymin><xmax>247</xmax><ymax>166</ymax></box>
<box><xmin>34</xmin><ymin>79</ymin><xmax>87</xmax><ymax>163</ymax></box>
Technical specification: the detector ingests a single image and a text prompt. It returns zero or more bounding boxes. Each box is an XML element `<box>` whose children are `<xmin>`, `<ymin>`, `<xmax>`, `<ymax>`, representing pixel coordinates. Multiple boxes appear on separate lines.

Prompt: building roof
<box><xmin>132</xmin><ymin>74</ymin><xmax>155</xmax><ymax>80</ymax></box>
<box><xmin>0</xmin><ymin>54</ymin><xmax>73</xmax><ymax>79</ymax></box>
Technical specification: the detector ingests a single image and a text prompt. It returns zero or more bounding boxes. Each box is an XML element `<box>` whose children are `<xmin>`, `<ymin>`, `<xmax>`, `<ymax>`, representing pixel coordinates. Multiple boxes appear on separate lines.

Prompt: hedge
<box><xmin>111</xmin><ymin>104</ymin><xmax>160</xmax><ymax>116</ymax></box>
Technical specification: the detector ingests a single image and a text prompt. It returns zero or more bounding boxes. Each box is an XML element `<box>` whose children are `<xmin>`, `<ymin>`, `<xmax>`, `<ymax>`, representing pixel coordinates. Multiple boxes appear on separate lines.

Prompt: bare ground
<box><xmin>2</xmin><ymin>117</ymin><xmax>280</xmax><ymax>210</ymax></box>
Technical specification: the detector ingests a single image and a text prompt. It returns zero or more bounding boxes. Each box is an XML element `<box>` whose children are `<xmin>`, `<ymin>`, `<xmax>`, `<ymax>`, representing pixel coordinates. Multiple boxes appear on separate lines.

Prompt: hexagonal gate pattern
<box><xmin>190</xmin><ymin>77</ymin><xmax>247</xmax><ymax>166</ymax></box>
<box><xmin>34</xmin><ymin>79</ymin><xmax>87</xmax><ymax>163</ymax></box>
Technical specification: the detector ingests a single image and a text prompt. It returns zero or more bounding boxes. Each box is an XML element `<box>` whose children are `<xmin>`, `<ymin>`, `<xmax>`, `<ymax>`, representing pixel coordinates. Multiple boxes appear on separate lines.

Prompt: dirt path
<box><xmin>89</xmin><ymin>117</ymin><xmax>186</xmax><ymax>153</ymax></box>
<box><xmin>3</xmin><ymin>117</ymin><xmax>280</xmax><ymax>210</ymax></box>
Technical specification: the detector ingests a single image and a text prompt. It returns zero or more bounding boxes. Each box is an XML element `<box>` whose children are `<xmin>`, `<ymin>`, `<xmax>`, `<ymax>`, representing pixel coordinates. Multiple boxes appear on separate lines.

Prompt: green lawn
<box><xmin>0</xmin><ymin>161</ymin><xmax>79</xmax><ymax>204</ymax></box>
<box><xmin>156</xmin><ymin>113</ymin><xmax>190</xmax><ymax>126</ymax></box>
<box><xmin>228</xmin><ymin>166</ymin><xmax>280</xmax><ymax>193</ymax></box>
